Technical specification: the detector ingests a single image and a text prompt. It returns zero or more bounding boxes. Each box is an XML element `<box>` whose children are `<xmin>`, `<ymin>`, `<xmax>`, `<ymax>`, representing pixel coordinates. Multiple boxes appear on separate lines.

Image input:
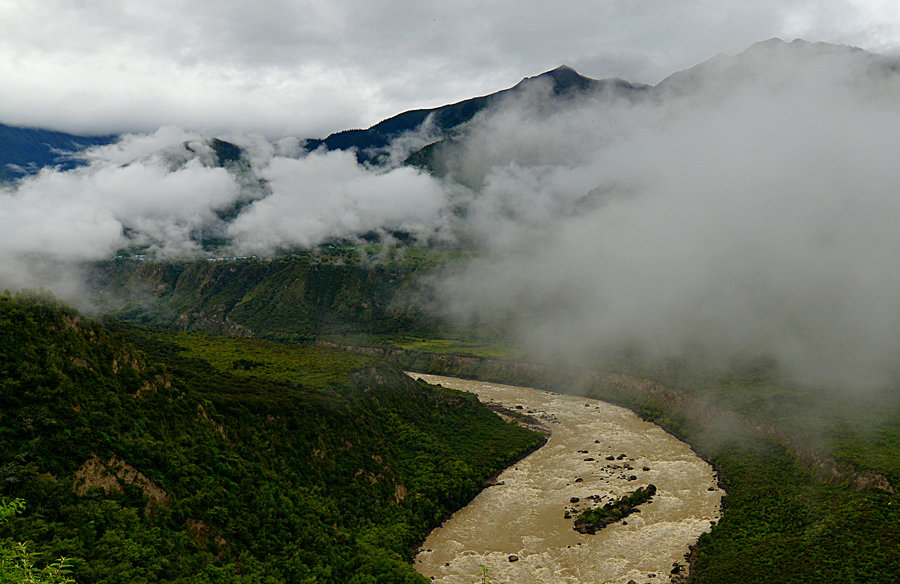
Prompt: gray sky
<box><xmin>1</xmin><ymin>0</ymin><xmax>899</xmax><ymax>138</ymax></box>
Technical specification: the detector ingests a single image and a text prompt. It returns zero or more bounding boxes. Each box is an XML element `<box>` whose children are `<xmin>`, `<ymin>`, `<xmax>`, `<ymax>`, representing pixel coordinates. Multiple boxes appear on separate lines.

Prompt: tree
<box><xmin>0</xmin><ymin>498</ymin><xmax>75</xmax><ymax>584</ymax></box>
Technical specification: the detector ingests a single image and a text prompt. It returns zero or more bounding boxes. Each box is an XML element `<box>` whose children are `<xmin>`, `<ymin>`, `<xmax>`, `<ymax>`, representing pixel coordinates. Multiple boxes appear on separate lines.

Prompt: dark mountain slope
<box><xmin>89</xmin><ymin>250</ymin><xmax>442</xmax><ymax>341</ymax></box>
<box><xmin>305</xmin><ymin>65</ymin><xmax>648</xmax><ymax>163</ymax></box>
<box><xmin>0</xmin><ymin>123</ymin><xmax>114</xmax><ymax>180</ymax></box>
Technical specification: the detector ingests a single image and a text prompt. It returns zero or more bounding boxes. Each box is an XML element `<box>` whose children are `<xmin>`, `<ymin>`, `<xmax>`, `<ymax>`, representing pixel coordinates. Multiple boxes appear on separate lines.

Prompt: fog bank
<box><xmin>432</xmin><ymin>40</ymin><xmax>900</xmax><ymax>389</ymax></box>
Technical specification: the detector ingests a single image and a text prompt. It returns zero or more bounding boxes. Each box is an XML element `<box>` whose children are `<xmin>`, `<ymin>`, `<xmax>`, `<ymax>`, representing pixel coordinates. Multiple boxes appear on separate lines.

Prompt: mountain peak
<box><xmin>519</xmin><ymin>64</ymin><xmax>597</xmax><ymax>93</ymax></box>
<box><xmin>539</xmin><ymin>64</ymin><xmax>586</xmax><ymax>81</ymax></box>
<box><xmin>655</xmin><ymin>38</ymin><xmax>874</xmax><ymax>96</ymax></box>
<box><xmin>549</xmin><ymin>64</ymin><xmax>577</xmax><ymax>74</ymax></box>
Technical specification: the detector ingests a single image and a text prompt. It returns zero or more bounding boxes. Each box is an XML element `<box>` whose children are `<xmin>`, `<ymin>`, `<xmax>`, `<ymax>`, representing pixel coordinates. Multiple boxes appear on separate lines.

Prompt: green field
<box><xmin>137</xmin><ymin>328</ymin><xmax>376</xmax><ymax>389</ymax></box>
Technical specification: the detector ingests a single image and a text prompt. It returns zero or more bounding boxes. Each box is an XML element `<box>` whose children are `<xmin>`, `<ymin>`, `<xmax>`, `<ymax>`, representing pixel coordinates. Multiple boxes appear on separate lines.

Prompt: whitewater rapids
<box><xmin>410</xmin><ymin>374</ymin><xmax>723</xmax><ymax>584</ymax></box>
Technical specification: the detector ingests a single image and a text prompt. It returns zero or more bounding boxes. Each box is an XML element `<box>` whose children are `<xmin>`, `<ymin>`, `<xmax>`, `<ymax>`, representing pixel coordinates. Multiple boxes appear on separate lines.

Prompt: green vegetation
<box><xmin>616</xmin><ymin>359</ymin><xmax>900</xmax><ymax>583</ymax></box>
<box><xmin>0</xmin><ymin>293</ymin><xmax>544</xmax><ymax>583</ymax></box>
<box><xmin>476</xmin><ymin>564</ymin><xmax>504</xmax><ymax>584</ymax></box>
<box><xmin>391</xmin><ymin>336</ymin><xmax>508</xmax><ymax>358</ymax></box>
<box><xmin>1</xmin><ymin>499</ymin><xmax>75</xmax><ymax>584</ymax></box>
<box><xmin>59</xmin><ymin>253</ymin><xmax>900</xmax><ymax>582</ymax></box>
<box><xmin>136</xmin><ymin>328</ymin><xmax>375</xmax><ymax>389</ymax></box>
<box><xmin>687</xmin><ymin>444</ymin><xmax>898</xmax><ymax>583</ymax></box>
<box><xmin>373</xmin><ymin>351</ymin><xmax>900</xmax><ymax>583</ymax></box>
<box><xmin>613</xmin><ymin>355</ymin><xmax>900</xmax><ymax>486</ymax></box>
<box><xmin>573</xmin><ymin>485</ymin><xmax>656</xmax><ymax>534</ymax></box>
<box><xmin>89</xmin><ymin>248</ymin><xmax>464</xmax><ymax>342</ymax></box>
<box><xmin>322</xmin><ymin>332</ymin><xmax>516</xmax><ymax>360</ymax></box>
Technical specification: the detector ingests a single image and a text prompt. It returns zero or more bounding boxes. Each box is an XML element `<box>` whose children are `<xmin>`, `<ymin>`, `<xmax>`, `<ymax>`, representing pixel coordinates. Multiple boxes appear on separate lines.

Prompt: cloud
<box><xmin>430</xmin><ymin>40</ymin><xmax>900</xmax><ymax>390</ymax></box>
<box><xmin>0</xmin><ymin>126</ymin><xmax>452</xmax><ymax>300</ymax></box>
<box><xmin>226</xmin><ymin>148</ymin><xmax>452</xmax><ymax>252</ymax></box>
<box><xmin>1</xmin><ymin>2</ymin><xmax>899</xmax><ymax>136</ymax></box>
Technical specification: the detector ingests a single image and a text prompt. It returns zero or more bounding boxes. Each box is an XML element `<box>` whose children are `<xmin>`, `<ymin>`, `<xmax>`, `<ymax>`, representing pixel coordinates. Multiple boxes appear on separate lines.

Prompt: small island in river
<box><xmin>573</xmin><ymin>484</ymin><xmax>657</xmax><ymax>534</ymax></box>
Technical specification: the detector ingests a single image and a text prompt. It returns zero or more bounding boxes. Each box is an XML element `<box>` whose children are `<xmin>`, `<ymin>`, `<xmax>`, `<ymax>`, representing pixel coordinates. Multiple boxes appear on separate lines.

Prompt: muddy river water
<box><xmin>410</xmin><ymin>374</ymin><xmax>724</xmax><ymax>584</ymax></box>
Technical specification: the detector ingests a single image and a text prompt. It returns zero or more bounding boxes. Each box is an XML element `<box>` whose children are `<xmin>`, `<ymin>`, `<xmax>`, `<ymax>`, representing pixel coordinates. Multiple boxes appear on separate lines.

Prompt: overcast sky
<box><xmin>1</xmin><ymin>0</ymin><xmax>899</xmax><ymax>138</ymax></box>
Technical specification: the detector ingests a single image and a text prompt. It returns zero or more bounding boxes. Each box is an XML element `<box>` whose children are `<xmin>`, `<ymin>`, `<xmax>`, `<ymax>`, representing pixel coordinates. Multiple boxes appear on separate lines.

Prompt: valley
<box><xmin>3</xmin><ymin>36</ymin><xmax>900</xmax><ymax>584</ymax></box>
<box><xmin>80</xmin><ymin>249</ymin><xmax>900</xmax><ymax>583</ymax></box>
<box><xmin>410</xmin><ymin>374</ymin><xmax>722</xmax><ymax>584</ymax></box>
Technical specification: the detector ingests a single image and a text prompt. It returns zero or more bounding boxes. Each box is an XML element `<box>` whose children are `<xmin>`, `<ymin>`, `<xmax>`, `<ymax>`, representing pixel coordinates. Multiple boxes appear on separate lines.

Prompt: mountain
<box><xmin>0</xmin><ymin>66</ymin><xmax>644</xmax><ymax>177</ymax></box>
<box><xmin>5</xmin><ymin>39</ymin><xmax>899</xmax><ymax>259</ymax></box>
<box><xmin>89</xmin><ymin>248</ymin><xmax>436</xmax><ymax>342</ymax></box>
<box><xmin>303</xmin><ymin>65</ymin><xmax>648</xmax><ymax>164</ymax></box>
<box><xmin>655</xmin><ymin>37</ymin><xmax>889</xmax><ymax>97</ymax></box>
<box><xmin>3</xmin><ymin>39</ymin><xmax>892</xmax><ymax>179</ymax></box>
<box><xmin>0</xmin><ymin>123</ymin><xmax>115</xmax><ymax>181</ymax></box>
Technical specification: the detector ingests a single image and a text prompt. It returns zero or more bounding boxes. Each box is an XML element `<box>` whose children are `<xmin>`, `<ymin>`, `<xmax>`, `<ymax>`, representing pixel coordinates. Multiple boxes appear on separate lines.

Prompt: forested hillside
<box><xmin>0</xmin><ymin>293</ymin><xmax>543</xmax><ymax>583</ymax></box>
<box><xmin>89</xmin><ymin>249</ymin><xmax>450</xmax><ymax>343</ymax></box>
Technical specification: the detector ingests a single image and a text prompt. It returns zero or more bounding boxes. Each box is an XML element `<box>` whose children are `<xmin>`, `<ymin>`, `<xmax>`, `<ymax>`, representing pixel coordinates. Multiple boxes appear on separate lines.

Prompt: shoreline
<box><xmin>406</xmin><ymin>372</ymin><xmax>551</xmax><ymax>562</ymax></box>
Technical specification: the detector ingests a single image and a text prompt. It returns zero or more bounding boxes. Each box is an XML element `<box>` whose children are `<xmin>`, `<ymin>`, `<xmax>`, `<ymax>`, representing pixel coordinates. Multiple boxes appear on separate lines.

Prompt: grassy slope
<box><xmin>0</xmin><ymin>294</ymin><xmax>544</xmax><ymax>583</ymax></box>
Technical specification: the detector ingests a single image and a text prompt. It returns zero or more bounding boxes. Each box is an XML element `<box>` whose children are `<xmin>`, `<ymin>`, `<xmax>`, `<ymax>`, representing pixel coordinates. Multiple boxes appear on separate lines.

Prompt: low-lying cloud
<box><xmin>0</xmin><ymin>126</ymin><xmax>452</xmax><ymax>300</ymax></box>
<box><xmin>3</xmin><ymin>39</ymin><xmax>900</xmax><ymax>390</ymax></box>
<box><xmin>226</xmin><ymin>149</ymin><xmax>452</xmax><ymax>251</ymax></box>
<box><xmin>432</xmin><ymin>40</ymin><xmax>900</xmax><ymax>390</ymax></box>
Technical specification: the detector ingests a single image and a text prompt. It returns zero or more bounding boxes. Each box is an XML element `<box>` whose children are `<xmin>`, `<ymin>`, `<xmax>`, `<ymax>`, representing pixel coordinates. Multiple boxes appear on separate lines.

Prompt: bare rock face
<box><xmin>74</xmin><ymin>455</ymin><xmax>172</xmax><ymax>512</ymax></box>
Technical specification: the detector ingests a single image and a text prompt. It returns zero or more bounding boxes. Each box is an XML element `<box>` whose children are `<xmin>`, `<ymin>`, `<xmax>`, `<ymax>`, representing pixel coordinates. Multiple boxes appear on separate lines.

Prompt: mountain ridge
<box><xmin>301</xmin><ymin>62</ymin><xmax>644</xmax><ymax>163</ymax></box>
<box><xmin>0</xmin><ymin>123</ymin><xmax>115</xmax><ymax>180</ymax></box>
<box><xmin>2</xmin><ymin>39</ymin><xmax>887</xmax><ymax>177</ymax></box>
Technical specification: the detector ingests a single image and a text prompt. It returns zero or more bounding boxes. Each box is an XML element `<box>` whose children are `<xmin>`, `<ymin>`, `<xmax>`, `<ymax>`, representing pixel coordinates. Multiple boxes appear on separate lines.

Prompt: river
<box><xmin>410</xmin><ymin>373</ymin><xmax>723</xmax><ymax>584</ymax></box>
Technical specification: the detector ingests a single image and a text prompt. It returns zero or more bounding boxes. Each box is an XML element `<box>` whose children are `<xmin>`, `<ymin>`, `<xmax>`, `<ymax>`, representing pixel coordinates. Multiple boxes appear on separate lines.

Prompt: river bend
<box><xmin>410</xmin><ymin>374</ymin><xmax>723</xmax><ymax>584</ymax></box>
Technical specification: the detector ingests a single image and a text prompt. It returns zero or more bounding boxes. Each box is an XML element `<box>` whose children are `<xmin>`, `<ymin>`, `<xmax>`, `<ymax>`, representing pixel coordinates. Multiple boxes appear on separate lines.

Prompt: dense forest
<box><xmin>0</xmin><ymin>292</ymin><xmax>544</xmax><ymax>583</ymax></box>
